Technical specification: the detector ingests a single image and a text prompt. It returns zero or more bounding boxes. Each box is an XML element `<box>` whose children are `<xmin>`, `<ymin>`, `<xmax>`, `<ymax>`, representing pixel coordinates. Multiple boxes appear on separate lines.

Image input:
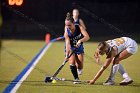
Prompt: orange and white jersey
<box><xmin>106</xmin><ymin>37</ymin><xmax>138</xmax><ymax>54</ymax></box>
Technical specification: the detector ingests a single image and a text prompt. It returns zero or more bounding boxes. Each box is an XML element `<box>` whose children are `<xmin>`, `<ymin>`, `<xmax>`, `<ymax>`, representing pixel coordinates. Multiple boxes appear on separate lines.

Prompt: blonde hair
<box><xmin>98</xmin><ymin>41</ymin><xmax>107</xmax><ymax>50</ymax></box>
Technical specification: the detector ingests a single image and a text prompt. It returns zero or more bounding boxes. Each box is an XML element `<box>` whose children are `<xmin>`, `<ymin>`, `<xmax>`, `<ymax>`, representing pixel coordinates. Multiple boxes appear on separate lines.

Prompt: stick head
<box><xmin>45</xmin><ymin>76</ymin><xmax>53</xmax><ymax>83</ymax></box>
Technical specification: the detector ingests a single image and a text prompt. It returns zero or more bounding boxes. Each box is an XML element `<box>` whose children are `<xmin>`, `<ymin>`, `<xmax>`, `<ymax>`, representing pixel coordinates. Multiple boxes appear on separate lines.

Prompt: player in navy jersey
<box><xmin>72</xmin><ymin>9</ymin><xmax>86</xmax><ymax>29</ymax></box>
<box><xmin>64</xmin><ymin>12</ymin><xmax>90</xmax><ymax>84</ymax></box>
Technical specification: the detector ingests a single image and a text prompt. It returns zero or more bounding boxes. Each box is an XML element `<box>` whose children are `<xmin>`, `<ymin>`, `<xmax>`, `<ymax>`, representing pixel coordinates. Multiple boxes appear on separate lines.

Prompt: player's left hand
<box><xmin>95</xmin><ymin>57</ymin><xmax>100</xmax><ymax>64</ymax></box>
<box><xmin>76</xmin><ymin>40</ymin><xmax>81</xmax><ymax>48</ymax></box>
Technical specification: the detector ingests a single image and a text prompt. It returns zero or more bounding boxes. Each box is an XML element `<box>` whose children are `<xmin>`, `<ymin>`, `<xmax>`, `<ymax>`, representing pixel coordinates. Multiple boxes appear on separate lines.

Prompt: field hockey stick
<box><xmin>45</xmin><ymin>51</ymin><xmax>74</xmax><ymax>83</ymax></box>
<box><xmin>49</xmin><ymin>77</ymin><xmax>88</xmax><ymax>84</ymax></box>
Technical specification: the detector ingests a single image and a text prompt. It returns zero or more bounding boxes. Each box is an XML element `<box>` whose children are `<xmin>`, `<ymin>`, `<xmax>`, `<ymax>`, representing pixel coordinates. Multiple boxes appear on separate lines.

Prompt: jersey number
<box><xmin>8</xmin><ymin>0</ymin><xmax>23</xmax><ymax>6</ymax></box>
<box><xmin>114</xmin><ymin>38</ymin><xmax>125</xmax><ymax>46</ymax></box>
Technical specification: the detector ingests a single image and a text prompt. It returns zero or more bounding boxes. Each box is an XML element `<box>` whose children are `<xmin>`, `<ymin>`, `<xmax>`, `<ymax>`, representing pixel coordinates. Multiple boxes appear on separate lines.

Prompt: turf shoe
<box><xmin>120</xmin><ymin>78</ymin><xmax>133</xmax><ymax>85</ymax></box>
<box><xmin>103</xmin><ymin>79</ymin><xmax>115</xmax><ymax>85</ymax></box>
<box><xmin>73</xmin><ymin>78</ymin><xmax>81</xmax><ymax>84</ymax></box>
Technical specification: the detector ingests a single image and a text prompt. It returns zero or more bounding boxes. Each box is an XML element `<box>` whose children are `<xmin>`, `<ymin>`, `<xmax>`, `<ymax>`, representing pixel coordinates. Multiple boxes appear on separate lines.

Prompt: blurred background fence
<box><xmin>0</xmin><ymin>0</ymin><xmax>140</xmax><ymax>42</ymax></box>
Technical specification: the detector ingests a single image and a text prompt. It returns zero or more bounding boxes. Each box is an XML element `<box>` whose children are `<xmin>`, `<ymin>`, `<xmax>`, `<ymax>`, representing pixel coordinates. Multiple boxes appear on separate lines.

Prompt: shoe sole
<box><xmin>73</xmin><ymin>82</ymin><xmax>81</xmax><ymax>84</ymax></box>
<box><xmin>103</xmin><ymin>83</ymin><xmax>115</xmax><ymax>85</ymax></box>
<box><xmin>120</xmin><ymin>80</ymin><xmax>133</xmax><ymax>85</ymax></box>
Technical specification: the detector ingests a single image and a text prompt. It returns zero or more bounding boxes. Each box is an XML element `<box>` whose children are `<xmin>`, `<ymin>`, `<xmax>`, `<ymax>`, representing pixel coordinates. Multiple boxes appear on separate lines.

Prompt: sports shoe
<box><xmin>103</xmin><ymin>79</ymin><xmax>115</xmax><ymax>85</ymax></box>
<box><xmin>77</xmin><ymin>69</ymin><xmax>83</xmax><ymax>75</ymax></box>
<box><xmin>120</xmin><ymin>78</ymin><xmax>133</xmax><ymax>85</ymax></box>
<box><xmin>73</xmin><ymin>78</ymin><xmax>81</xmax><ymax>84</ymax></box>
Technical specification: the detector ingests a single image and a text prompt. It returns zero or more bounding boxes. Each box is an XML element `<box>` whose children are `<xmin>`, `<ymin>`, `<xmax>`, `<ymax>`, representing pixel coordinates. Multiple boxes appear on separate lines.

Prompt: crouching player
<box><xmin>88</xmin><ymin>37</ymin><xmax>138</xmax><ymax>85</ymax></box>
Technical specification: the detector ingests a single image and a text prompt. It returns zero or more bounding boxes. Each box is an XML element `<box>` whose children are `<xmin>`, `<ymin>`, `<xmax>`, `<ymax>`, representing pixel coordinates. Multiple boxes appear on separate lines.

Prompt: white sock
<box><xmin>77</xmin><ymin>69</ymin><xmax>83</xmax><ymax>75</ymax></box>
<box><xmin>118</xmin><ymin>64</ymin><xmax>126</xmax><ymax>75</ymax></box>
<box><xmin>110</xmin><ymin>64</ymin><xmax>119</xmax><ymax>81</ymax></box>
<box><xmin>77</xmin><ymin>69</ymin><xmax>82</xmax><ymax>71</ymax></box>
<box><xmin>118</xmin><ymin>64</ymin><xmax>130</xmax><ymax>79</ymax></box>
<box><xmin>123</xmin><ymin>73</ymin><xmax>131</xmax><ymax>79</ymax></box>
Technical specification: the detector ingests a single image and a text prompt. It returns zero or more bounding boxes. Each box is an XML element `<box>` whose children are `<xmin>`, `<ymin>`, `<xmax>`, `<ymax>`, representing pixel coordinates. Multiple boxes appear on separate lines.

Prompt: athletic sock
<box><xmin>109</xmin><ymin>64</ymin><xmax>119</xmax><ymax>81</ymax></box>
<box><xmin>77</xmin><ymin>69</ymin><xmax>83</xmax><ymax>75</ymax></box>
<box><xmin>70</xmin><ymin>64</ymin><xmax>79</xmax><ymax>79</ymax></box>
<box><xmin>118</xmin><ymin>64</ymin><xmax>130</xmax><ymax>79</ymax></box>
<box><xmin>118</xmin><ymin>64</ymin><xmax>126</xmax><ymax>75</ymax></box>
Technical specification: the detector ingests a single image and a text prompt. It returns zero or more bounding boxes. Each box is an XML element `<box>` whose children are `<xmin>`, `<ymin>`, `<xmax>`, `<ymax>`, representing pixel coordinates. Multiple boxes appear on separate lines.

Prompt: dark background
<box><xmin>1</xmin><ymin>0</ymin><xmax>140</xmax><ymax>42</ymax></box>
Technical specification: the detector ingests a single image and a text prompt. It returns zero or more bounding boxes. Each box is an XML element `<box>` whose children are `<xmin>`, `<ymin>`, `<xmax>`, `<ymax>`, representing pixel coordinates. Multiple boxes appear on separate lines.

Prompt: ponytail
<box><xmin>65</xmin><ymin>12</ymin><xmax>74</xmax><ymax>23</ymax></box>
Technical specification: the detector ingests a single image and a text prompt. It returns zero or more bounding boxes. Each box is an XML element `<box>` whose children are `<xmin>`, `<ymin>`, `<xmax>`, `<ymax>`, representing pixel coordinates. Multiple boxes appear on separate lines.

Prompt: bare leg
<box><xmin>75</xmin><ymin>53</ymin><xmax>84</xmax><ymax>75</ymax></box>
<box><xmin>75</xmin><ymin>53</ymin><xmax>84</xmax><ymax>69</ymax></box>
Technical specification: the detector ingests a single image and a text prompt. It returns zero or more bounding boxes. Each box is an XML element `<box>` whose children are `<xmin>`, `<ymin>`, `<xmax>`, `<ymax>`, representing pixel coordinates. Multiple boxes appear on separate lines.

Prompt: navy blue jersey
<box><xmin>67</xmin><ymin>25</ymin><xmax>83</xmax><ymax>47</ymax></box>
<box><xmin>66</xmin><ymin>25</ymin><xmax>84</xmax><ymax>54</ymax></box>
<box><xmin>74</xmin><ymin>18</ymin><xmax>80</xmax><ymax>25</ymax></box>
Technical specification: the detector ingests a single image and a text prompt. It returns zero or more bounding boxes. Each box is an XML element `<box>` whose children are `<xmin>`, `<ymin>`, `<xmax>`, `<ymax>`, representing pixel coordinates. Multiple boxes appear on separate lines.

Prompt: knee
<box><xmin>113</xmin><ymin>57</ymin><xmax>120</xmax><ymax>64</ymax></box>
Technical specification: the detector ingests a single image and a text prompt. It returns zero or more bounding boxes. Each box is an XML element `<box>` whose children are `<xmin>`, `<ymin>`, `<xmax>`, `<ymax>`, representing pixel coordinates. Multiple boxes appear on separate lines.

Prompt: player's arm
<box><xmin>64</xmin><ymin>27</ymin><xmax>71</xmax><ymax>58</ymax></box>
<box><xmin>76</xmin><ymin>25</ymin><xmax>90</xmax><ymax>47</ymax></box>
<box><xmin>88</xmin><ymin>57</ymin><xmax>113</xmax><ymax>84</ymax></box>
<box><xmin>94</xmin><ymin>49</ymin><xmax>100</xmax><ymax>63</ymax></box>
<box><xmin>79</xmin><ymin>19</ymin><xmax>86</xmax><ymax>30</ymax></box>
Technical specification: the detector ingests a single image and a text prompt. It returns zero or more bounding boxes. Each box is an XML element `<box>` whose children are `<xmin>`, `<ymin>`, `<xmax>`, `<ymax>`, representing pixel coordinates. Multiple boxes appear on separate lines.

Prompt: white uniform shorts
<box><xmin>126</xmin><ymin>38</ymin><xmax>138</xmax><ymax>54</ymax></box>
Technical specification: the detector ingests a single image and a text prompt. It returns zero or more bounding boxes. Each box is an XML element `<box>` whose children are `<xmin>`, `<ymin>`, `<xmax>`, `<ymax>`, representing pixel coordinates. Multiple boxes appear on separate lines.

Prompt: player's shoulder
<box><xmin>79</xmin><ymin>18</ymin><xmax>84</xmax><ymax>22</ymax></box>
<box><xmin>78</xmin><ymin>25</ymin><xmax>84</xmax><ymax>29</ymax></box>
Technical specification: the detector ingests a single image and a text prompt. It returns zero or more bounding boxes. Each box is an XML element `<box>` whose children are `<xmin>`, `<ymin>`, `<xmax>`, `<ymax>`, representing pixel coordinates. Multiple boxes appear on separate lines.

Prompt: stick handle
<box><xmin>50</xmin><ymin>36</ymin><xmax>64</xmax><ymax>42</ymax></box>
<box><xmin>52</xmin><ymin>51</ymin><xmax>74</xmax><ymax>77</ymax></box>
